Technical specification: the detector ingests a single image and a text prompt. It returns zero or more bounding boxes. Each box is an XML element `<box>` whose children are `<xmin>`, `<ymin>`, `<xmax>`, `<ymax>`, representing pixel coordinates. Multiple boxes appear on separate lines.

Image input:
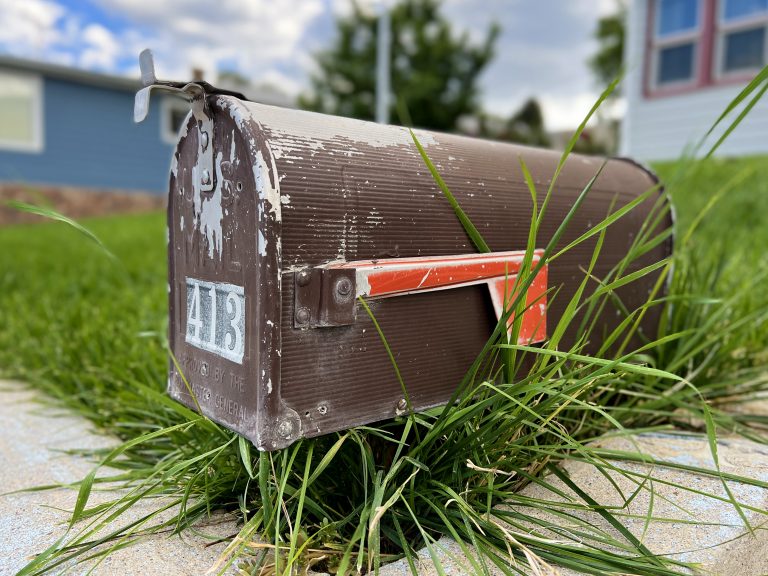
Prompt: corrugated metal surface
<box><xmin>0</xmin><ymin>75</ymin><xmax>173</xmax><ymax>193</ymax></box>
<box><xmin>259</xmin><ymin>102</ymin><xmax>666</xmax><ymax>439</ymax></box>
<box><xmin>621</xmin><ymin>0</ymin><xmax>768</xmax><ymax>161</ymax></box>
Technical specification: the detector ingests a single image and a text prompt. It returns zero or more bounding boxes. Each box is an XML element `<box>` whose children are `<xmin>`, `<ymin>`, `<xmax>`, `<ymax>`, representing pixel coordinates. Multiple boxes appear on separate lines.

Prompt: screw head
<box><xmin>396</xmin><ymin>398</ymin><xmax>408</xmax><ymax>412</ymax></box>
<box><xmin>200</xmin><ymin>131</ymin><xmax>209</xmax><ymax>150</ymax></box>
<box><xmin>296</xmin><ymin>307</ymin><xmax>311</xmax><ymax>325</ymax></box>
<box><xmin>277</xmin><ymin>420</ymin><xmax>293</xmax><ymax>439</ymax></box>
<box><xmin>201</xmin><ymin>169</ymin><xmax>211</xmax><ymax>185</ymax></box>
<box><xmin>317</xmin><ymin>403</ymin><xmax>328</xmax><ymax>415</ymax></box>
<box><xmin>335</xmin><ymin>276</ymin><xmax>353</xmax><ymax>297</ymax></box>
<box><xmin>297</xmin><ymin>269</ymin><xmax>311</xmax><ymax>287</ymax></box>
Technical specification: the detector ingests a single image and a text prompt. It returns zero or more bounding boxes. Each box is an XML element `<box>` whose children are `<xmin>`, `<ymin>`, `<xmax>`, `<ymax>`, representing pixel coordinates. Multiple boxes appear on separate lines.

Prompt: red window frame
<box><xmin>644</xmin><ymin>0</ymin><xmax>765</xmax><ymax>98</ymax></box>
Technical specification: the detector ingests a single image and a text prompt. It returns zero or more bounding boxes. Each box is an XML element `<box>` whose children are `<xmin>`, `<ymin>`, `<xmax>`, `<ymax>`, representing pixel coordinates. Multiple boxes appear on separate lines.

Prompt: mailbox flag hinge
<box><xmin>293</xmin><ymin>268</ymin><xmax>357</xmax><ymax>328</ymax></box>
<box><xmin>133</xmin><ymin>49</ymin><xmax>246</xmax><ymax>193</ymax></box>
<box><xmin>294</xmin><ymin>250</ymin><xmax>548</xmax><ymax>344</ymax></box>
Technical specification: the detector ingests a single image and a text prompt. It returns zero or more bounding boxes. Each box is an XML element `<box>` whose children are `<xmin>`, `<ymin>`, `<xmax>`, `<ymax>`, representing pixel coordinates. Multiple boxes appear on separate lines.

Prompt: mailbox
<box><xmin>135</xmin><ymin>53</ymin><xmax>672</xmax><ymax>451</ymax></box>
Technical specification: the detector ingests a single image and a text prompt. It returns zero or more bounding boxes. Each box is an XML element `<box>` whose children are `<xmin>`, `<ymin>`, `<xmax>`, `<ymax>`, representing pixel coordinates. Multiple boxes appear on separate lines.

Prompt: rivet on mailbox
<box><xmin>134</xmin><ymin>51</ymin><xmax>672</xmax><ymax>451</ymax></box>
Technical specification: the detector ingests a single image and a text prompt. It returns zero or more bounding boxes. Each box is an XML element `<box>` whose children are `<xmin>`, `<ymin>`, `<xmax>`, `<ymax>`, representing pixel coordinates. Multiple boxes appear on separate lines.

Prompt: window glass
<box><xmin>658</xmin><ymin>43</ymin><xmax>696</xmax><ymax>83</ymax></box>
<box><xmin>657</xmin><ymin>0</ymin><xmax>699</xmax><ymax>36</ymax></box>
<box><xmin>723</xmin><ymin>27</ymin><xmax>766</xmax><ymax>70</ymax></box>
<box><xmin>0</xmin><ymin>72</ymin><xmax>41</xmax><ymax>149</ymax></box>
<box><xmin>723</xmin><ymin>0</ymin><xmax>768</xmax><ymax>21</ymax></box>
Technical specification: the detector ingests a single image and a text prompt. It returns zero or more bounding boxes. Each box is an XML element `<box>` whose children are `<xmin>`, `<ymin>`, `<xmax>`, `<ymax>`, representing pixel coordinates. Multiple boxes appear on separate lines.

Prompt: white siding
<box><xmin>621</xmin><ymin>0</ymin><xmax>768</xmax><ymax>161</ymax></box>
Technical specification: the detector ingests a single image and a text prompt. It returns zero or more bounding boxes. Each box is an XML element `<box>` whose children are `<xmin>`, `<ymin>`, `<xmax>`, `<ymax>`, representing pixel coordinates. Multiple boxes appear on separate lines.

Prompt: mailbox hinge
<box><xmin>293</xmin><ymin>268</ymin><xmax>356</xmax><ymax>329</ymax></box>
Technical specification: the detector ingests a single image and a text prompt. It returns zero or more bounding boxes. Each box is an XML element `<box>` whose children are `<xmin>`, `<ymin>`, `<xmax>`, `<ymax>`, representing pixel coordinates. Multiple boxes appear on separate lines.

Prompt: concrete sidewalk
<box><xmin>378</xmin><ymin>433</ymin><xmax>768</xmax><ymax>576</ymax></box>
<box><xmin>0</xmin><ymin>382</ymin><xmax>239</xmax><ymax>575</ymax></box>
<box><xmin>4</xmin><ymin>379</ymin><xmax>768</xmax><ymax>575</ymax></box>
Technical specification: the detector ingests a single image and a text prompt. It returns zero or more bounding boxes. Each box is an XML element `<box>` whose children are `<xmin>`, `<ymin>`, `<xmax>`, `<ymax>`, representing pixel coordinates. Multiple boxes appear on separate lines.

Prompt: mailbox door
<box><xmin>167</xmin><ymin>104</ymin><xmax>289</xmax><ymax>450</ymax></box>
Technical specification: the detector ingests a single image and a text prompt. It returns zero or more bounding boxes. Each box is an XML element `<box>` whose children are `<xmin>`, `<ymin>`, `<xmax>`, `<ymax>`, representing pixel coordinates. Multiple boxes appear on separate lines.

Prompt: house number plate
<box><xmin>185</xmin><ymin>278</ymin><xmax>245</xmax><ymax>364</ymax></box>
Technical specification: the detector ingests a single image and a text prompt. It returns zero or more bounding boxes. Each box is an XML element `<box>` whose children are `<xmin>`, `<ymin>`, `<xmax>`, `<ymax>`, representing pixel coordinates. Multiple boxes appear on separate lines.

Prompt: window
<box><xmin>652</xmin><ymin>0</ymin><xmax>701</xmax><ymax>87</ymax></box>
<box><xmin>647</xmin><ymin>0</ymin><xmax>768</xmax><ymax>95</ymax></box>
<box><xmin>0</xmin><ymin>70</ymin><xmax>43</xmax><ymax>153</ymax></box>
<box><xmin>717</xmin><ymin>0</ymin><xmax>768</xmax><ymax>75</ymax></box>
<box><xmin>161</xmin><ymin>96</ymin><xmax>191</xmax><ymax>144</ymax></box>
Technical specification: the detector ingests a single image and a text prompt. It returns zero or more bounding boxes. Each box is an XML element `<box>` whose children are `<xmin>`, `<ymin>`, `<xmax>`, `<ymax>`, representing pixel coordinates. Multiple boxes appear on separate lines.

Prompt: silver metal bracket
<box><xmin>133</xmin><ymin>49</ymin><xmax>220</xmax><ymax>192</ymax></box>
<box><xmin>294</xmin><ymin>268</ymin><xmax>356</xmax><ymax>328</ymax></box>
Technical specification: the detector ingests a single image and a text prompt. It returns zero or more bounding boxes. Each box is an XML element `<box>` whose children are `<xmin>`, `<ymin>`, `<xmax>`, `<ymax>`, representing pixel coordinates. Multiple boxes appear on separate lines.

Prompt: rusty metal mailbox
<box><xmin>135</xmin><ymin>56</ymin><xmax>672</xmax><ymax>451</ymax></box>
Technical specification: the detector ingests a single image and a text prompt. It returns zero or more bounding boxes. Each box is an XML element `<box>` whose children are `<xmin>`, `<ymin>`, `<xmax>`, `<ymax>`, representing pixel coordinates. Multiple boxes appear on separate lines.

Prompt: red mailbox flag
<box><xmin>329</xmin><ymin>250</ymin><xmax>547</xmax><ymax>344</ymax></box>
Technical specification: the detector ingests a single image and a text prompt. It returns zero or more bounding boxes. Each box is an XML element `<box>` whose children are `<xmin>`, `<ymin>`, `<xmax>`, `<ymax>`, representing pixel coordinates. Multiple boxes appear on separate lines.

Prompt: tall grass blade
<box><xmin>7</xmin><ymin>200</ymin><xmax>117</xmax><ymax>260</ymax></box>
<box><xmin>409</xmin><ymin>129</ymin><xmax>490</xmax><ymax>253</ymax></box>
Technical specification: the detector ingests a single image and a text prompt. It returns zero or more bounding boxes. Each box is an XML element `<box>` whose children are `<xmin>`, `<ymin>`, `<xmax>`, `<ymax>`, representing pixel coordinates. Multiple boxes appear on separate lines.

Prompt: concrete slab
<box><xmin>5</xmin><ymin>379</ymin><xmax>768</xmax><ymax>576</ymax></box>
<box><xmin>379</xmin><ymin>432</ymin><xmax>768</xmax><ymax>576</ymax></box>
<box><xmin>0</xmin><ymin>382</ymin><xmax>240</xmax><ymax>575</ymax></box>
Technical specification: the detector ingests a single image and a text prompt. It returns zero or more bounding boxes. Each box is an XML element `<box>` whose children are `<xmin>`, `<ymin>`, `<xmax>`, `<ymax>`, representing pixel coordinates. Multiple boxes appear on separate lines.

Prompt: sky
<box><xmin>0</xmin><ymin>0</ymin><xmax>620</xmax><ymax>131</ymax></box>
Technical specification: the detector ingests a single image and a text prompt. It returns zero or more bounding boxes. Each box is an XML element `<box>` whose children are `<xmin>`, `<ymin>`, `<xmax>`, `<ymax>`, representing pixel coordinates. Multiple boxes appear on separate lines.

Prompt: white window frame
<box><xmin>160</xmin><ymin>96</ymin><xmax>192</xmax><ymax>145</ymax></box>
<box><xmin>651</xmin><ymin>0</ymin><xmax>703</xmax><ymax>89</ymax></box>
<box><xmin>714</xmin><ymin>0</ymin><xmax>768</xmax><ymax>79</ymax></box>
<box><xmin>0</xmin><ymin>70</ymin><xmax>44</xmax><ymax>153</ymax></box>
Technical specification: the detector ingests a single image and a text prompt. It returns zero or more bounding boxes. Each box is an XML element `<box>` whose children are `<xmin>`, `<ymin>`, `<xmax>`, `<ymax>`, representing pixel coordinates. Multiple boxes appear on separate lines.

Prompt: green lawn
<box><xmin>0</xmin><ymin>212</ymin><xmax>169</xmax><ymax>426</ymax></box>
<box><xmin>3</xmin><ymin>153</ymin><xmax>768</xmax><ymax>575</ymax></box>
<box><xmin>657</xmin><ymin>155</ymin><xmax>768</xmax><ymax>255</ymax></box>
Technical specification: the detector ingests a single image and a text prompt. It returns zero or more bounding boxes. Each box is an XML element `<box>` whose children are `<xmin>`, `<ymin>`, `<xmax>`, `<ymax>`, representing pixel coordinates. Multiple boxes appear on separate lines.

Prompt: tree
<box><xmin>504</xmin><ymin>98</ymin><xmax>550</xmax><ymax>147</ymax></box>
<box><xmin>589</xmin><ymin>1</ymin><xmax>626</xmax><ymax>92</ymax></box>
<box><xmin>300</xmin><ymin>0</ymin><xmax>499</xmax><ymax>132</ymax></box>
<box><xmin>474</xmin><ymin>98</ymin><xmax>550</xmax><ymax>147</ymax></box>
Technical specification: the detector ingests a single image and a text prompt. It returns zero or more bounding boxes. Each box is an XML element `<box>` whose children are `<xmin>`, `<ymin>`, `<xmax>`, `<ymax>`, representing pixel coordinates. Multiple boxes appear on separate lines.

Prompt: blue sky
<box><xmin>0</xmin><ymin>0</ymin><xmax>618</xmax><ymax>130</ymax></box>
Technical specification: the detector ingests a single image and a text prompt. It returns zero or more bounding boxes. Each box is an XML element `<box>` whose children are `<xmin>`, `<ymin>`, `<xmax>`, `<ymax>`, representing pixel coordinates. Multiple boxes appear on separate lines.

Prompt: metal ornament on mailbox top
<box><xmin>136</xmin><ymin>53</ymin><xmax>672</xmax><ymax>451</ymax></box>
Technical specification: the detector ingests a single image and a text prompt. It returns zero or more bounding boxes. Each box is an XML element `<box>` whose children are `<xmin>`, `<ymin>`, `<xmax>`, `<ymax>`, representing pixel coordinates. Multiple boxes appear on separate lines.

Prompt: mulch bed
<box><xmin>0</xmin><ymin>183</ymin><xmax>165</xmax><ymax>226</ymax></box>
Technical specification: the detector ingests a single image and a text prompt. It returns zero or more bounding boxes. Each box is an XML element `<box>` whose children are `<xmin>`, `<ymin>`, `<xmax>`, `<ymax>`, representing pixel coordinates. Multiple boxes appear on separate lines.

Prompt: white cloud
<box><xmin>0</xmin><ymin>0</ymin><xmax>327</xmax><ymax>98</ymax></box>
<box><xmin>539</xmin><ymin>92</ymin><xmax>602</xmax><ymax>132</ymax></box>
<box><xmin>331</xmin><ymin>0</ymin><xmax>381</xmax><ymax>17</ymax></box>
<box><xmin>88</xmin><ymin>0</ymin><xmax>325</xmax><ymax>85</ymax></box>
<box><xmin>0</xmin><ymin>0</ymin><xmax>67</xmax><ymax>57</ymax></box>
<box><xmin>63</xmin><ymin>0</ymin><xmax>324</xmax><ymax>93</ymax></box>
<box><xmin>570</xmin><ymin>0</ymin><xmax>623</xmax><ymax>19</ymax></box>
<box><xmin>79</xmin><ymin>23</ymin><xmax>121</xmax><ymax>69</ymax></box>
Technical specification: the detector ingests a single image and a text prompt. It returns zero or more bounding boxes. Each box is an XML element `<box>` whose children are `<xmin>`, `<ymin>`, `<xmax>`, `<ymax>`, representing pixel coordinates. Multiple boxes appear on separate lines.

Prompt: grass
<box><xmin>2</xmin><ymin>68</ymin><xmax>768</xmax><ymax>575</ymax></box>
<box><xmin>0</xmin><ymin>213</ymin><xmax>167</xmax><ymax>421</ymax></box>
<box><xmin>652</xmin><ymin>156</ymin><xmax>768</xmax><ymax>422</ymax></box>
<box><xmin>657</xmin><ymin>155</ymin><xmax>768</xmax><ymax>252</ymax></box>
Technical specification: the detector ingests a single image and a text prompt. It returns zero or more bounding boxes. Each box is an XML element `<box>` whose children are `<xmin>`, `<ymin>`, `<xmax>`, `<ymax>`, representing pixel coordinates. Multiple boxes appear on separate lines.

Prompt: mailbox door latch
<box><xmin>294</xmin><ymin>268</ymin><xmax>356</xmax><ymax>328</ymax></box>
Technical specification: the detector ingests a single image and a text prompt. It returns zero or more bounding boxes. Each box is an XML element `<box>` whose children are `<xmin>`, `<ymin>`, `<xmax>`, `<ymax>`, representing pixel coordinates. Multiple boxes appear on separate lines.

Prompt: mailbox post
<box><xmin>135</xmin><ymin>52</ymin><xmax>672</xmax><ymax>451</ymax></box>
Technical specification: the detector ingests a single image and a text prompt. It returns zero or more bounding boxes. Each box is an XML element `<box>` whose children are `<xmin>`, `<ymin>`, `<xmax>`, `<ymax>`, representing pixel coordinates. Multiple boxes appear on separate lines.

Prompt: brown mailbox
<box><xmin>135</xmin><ymin>54</ymin><xmax>672</xmax><ymax>451</ymax></box>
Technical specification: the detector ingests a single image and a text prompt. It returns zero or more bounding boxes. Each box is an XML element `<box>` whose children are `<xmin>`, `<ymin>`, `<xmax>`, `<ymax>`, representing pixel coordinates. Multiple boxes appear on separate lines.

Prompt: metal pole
<box><xmin>375</xmin><ymin>4</ymin><xmax>391</xmax><ymax>124</ymax></box>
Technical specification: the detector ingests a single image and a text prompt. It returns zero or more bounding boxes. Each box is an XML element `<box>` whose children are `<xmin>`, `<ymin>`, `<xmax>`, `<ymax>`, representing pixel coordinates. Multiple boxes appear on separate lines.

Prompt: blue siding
<box><xmin>0</xmin><ymin>76</ymin><xmax>174</xmax><ymax>194</ymax></box>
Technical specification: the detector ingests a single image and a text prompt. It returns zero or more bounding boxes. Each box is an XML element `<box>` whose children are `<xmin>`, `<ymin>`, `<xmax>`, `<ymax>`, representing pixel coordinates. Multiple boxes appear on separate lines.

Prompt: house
<box><xmin>0</xmin><ymin>55</ymin><xmax>293</xmax><ymax>195</ymax></box>
<box><xmin>621</xmin><ymin>0</ymin><xmax>768</xmax><ymax>161</ymax></box>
